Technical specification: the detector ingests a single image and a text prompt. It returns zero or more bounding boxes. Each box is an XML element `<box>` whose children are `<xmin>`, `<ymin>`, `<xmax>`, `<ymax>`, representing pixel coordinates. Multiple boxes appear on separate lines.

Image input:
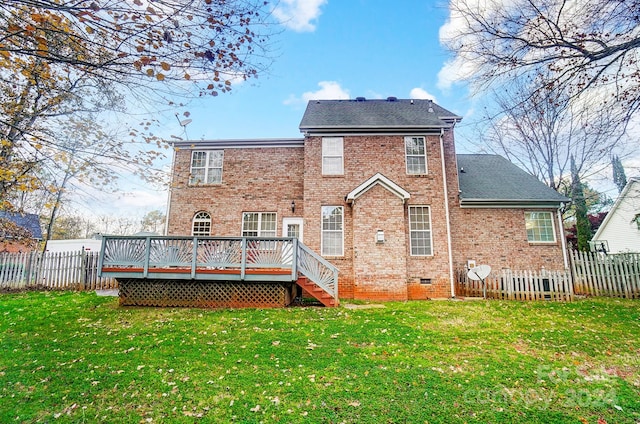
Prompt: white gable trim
<box><xmin>346</xmin><ymin>173</ymin><xmax>411</xmax><ymax>204</ymax></box>
<box><xmin>592</xmin><ymin>177</ymin><xmax>640</xmax><ymax>243</ymax></box>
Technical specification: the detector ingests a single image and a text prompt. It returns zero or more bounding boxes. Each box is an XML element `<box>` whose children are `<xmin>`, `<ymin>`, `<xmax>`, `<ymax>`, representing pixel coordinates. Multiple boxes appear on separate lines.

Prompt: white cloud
<box><xmin>437</xmin><ymin>58</ymin><xmax>477</xmax><ymax>91</ymax></box>
<box><xmin>284</xmin><ymin>81</ymin><xmax>350</xmax><ymax>105</ymax></box>
<box><xmin>273</xmin><ymin>0</ymin><xmax>327</xmax><ymax>32</ymax></box>
<box><xmin>409</xmin><ymin>88</ymin><xmax>437</xmax><ymax>103</ymax></box>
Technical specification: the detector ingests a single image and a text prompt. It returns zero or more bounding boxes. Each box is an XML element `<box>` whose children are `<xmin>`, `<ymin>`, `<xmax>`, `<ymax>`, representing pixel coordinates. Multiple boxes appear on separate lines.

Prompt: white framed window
<box><xmin>525</xmin><ymin>211</ymin><xmax>556</xmax><ymax>243</ymax></box>
<box><xmin>409</xmin><ymin>206</ymin><xmax>433</xmax><ymax>256</ymax></box>
<box><xmin>322</xmin><ymin>137</ymin><xmax>344</xmax><ymax>175</ymax></box>
<box><xmin>192</xmin><ymin>211</ymin><xmax>211</xmax><ymax>236</ymax></box>
<box><xmin>321</xmin><ymin>206</ymin><xmax>344</xmax><ymax>256</ymax></box>
<box><xmin>242</xmin><ymin>212</ymin><xmax>277</xmax><ymax>237</ymax></box>
<box><xmin>189</xmin><ymin>150</ymin><xmax>224</xmax><ymax>185</ymax></box>
<box><xmin>405</xmin><ymin>136</ymin><xmax>427</xmax><ymax>174</ymax></box>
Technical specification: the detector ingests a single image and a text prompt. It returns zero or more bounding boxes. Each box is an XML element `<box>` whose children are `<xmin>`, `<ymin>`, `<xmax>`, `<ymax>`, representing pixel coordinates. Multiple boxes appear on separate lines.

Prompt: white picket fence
<box><xmin>0</xmin><ymin>250</ymin><xmax>117</xmax><ymax>291</ymax></box>
<box><xmin>569</xmin><ymin>250</ymin><xmax>640</xmax><ymax>299</ymax></box>
<box><xmin>456</xmin><ymin>269</ymin><xmax>573</xmax><ymax>301</ymax></box>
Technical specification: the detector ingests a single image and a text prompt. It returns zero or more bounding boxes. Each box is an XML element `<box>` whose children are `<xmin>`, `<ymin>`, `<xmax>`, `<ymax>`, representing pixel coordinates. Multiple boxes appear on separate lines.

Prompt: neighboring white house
<box><xmin>592</xmin><ymin>177</ymin><xmax>640</xmax><ymax>253</ymax></box>
<box><xmin>45</xmin><ymin>238</ymin><xmax>103</xmax><ymax>253</ymax></box>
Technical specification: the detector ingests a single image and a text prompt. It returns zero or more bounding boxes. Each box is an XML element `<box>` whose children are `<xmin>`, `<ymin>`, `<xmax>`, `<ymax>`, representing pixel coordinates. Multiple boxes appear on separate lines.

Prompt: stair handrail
<box><xmin>295</xmin><ymin>240</ymin><xmax>339</xmax><ymax>300</ymax></box>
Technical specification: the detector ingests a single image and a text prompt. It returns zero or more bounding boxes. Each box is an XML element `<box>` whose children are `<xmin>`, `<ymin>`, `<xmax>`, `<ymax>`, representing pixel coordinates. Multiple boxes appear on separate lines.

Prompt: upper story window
<box><xmin>189</xmin><ymin>150</ymin><xmax>223</xmax><ymax>185</ymax></box>
<box><xmin>409</xmin><ymin>206</ymin><xmax>433</xmax><ymax>256</ymax></box>
<box><xmin>192</xmin><ymin>211</ymin><xmax>212</xmax><ymax>236</ymax></box>
<box><xmin>322</xmin><ymin>137</ymin><xmax>343</xmax><ymax>175</ymax></box>
<box><xmin>525</xmin><ymin>211</ymin><xmax>556</xmax><ymax>243</ymax></box>
<box><xmin>242</xmin><ymin>212</ymin><xmax>277</xmax><ymax>237</ymax></box>
<box><xmin>405</xmin><ymin>136</ymin><xmax>427</xmax><ymax>174</ymax></box>
<box><xmin>321</xmin><ymin>206</ymin><xmax>344</xmax><ymax>256</ymax></box>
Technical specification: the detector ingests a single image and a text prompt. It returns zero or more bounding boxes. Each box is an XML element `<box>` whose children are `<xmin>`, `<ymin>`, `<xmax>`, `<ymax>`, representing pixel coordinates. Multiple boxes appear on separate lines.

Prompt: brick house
<box><xmin>166</xmin><ymin>98</ymin><xmax>569</xmax><ymax>301</ymax></box>
<box><xmin>0</xmin><ymin>211</ymin><xmax>43</xmax><ymax>253</ymax></box>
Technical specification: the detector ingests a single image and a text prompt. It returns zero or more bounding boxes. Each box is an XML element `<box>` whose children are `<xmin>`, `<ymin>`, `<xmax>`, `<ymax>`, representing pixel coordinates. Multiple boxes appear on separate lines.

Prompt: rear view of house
<box><xmin>165</xmin><ymin>98</ymin><xmax>569</xmax><ymax>302</ymax></box>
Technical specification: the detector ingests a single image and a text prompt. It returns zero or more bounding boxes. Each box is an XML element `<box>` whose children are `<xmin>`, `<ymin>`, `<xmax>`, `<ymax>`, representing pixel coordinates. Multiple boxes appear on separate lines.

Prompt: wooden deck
<box><xmin>98</xmin><ymin>236</ymin><xmax>339</xmax><ymax>307</ymax></box>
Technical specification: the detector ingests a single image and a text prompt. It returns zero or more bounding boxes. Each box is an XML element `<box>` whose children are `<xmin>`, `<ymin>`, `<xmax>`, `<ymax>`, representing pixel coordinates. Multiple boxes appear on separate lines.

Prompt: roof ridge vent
<box><xmin>355</xmin><ymin>96</ymin><xmax>366</xmax><ymax>102</ymax></box>
<box><xmin>387</xmin><ymin>96</ymin><xmax>397</xmax><ymax>102</ymax></box>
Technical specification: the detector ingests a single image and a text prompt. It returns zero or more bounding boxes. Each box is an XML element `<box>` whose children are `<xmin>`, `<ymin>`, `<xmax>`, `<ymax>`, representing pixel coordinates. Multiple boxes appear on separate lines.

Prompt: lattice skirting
<box><xmin>117</xmin><ymin>279</ymin><xmax>293</xmax><ymax>308</ymax></box>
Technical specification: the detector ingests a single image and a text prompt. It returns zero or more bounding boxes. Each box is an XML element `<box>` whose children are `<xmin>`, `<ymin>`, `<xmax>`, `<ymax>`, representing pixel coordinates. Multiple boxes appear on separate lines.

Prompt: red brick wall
<box><xmin>167</xmin><ymin>146</ymin><xmax>304</xmax><ymax>236</ymax></box>
<box><xmin>450</xmin><ymin>207</ymin><xmax>566</xmax><ymax>272</ymax></box>
<box><xmin>351</xmin><ymin>184</ymin><xmax>407</xmax><ymax>300</ymax></box>
<box><xmin>302</xmin><ymin>132</ymin><xmax>457</xmax><ymax>300</ymax></box>
<box><xmin>166</xmin><ymin>129</ymin><xmax>566</xmax><ymax>302</ymax></box>
<box><xmin>0</xmin><ymin>241</ymin><xmax>34</xmax><ymax>253</ymax></box>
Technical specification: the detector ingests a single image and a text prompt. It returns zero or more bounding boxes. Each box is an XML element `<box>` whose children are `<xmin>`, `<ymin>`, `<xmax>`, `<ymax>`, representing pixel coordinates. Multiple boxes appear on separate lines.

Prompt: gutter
<box><xmin>440</xmin><ymin>128</ymin><xmax>456</xmax><ymax>298</ymax></box>
<box><xmin>164</xmin><ymin>146</ymin><xmax>176</xmax><ymax>236</ymax></box>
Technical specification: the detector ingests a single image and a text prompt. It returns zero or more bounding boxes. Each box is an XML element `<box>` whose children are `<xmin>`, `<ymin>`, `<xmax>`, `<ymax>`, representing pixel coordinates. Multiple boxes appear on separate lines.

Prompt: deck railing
<box><xmin>297</xmin><ymin>241</ymin><xmax>339</xmax><ymax>300</ymax></box>
<box><xmin>99</xmin><ymin>236</ymin><xmax>297</xmax><ymax>280</ymax></box>
<box><xmin>99</xmin><ymin>236</ymin><xmax>338</xmax><ymax>301</ymax></box>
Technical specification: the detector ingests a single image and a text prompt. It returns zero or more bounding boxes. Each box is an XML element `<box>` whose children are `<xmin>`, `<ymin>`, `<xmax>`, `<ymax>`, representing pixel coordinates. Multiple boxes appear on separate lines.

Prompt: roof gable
<box><xmin>592</xmin><ymin>177</ymin><xmax>640</xmax><ymax>242</ymax></box>
<box><xmin>299</xmin><ymin>98</ymin><xmax>461</xmax><ymax>132</ymax></box>
<box><xmin>346</xmin><ymin>173</ymin><xmax>410</xmax><ymax>204</ymax></box>
<box><xmin>457</xmin><ymin>154</ymin><xmax>569</xmax><ymax>207</ymax></box>
<box><xmin>0</xmin><ymin>211</ymin><xmax>43</xmax><ymax>240</ymax></box>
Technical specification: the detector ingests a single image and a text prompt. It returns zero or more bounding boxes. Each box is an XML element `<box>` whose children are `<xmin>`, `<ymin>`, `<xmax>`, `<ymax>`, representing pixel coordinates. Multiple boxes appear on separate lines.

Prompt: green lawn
<box><xmin>0</xmin><ymin>292</ymin><xmax>638</xmax><ymax>423</ymax></box>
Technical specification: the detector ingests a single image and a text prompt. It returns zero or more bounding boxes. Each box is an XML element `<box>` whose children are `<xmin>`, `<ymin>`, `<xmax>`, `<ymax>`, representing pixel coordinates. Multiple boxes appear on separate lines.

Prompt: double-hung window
<box><xmin>409</xmin><ymin>206</ymin><xmax>433</xmax><ymax>256</ymax></box>
<box><xmin>189</xmin><ymin>150</ymin><xmax>223</xmax><ymax>185</ymax></box>
<box><xmin>405</xmin><ymin>136</ymin><xmax>427</xmax><ymax>174</ymax></box>
<box><xmin>321</xmin><ymin>206</ymin><xmax>343</xmax><ymax>256</ymax></box>
<box><xmin>525</xmin><ymin>211</ymin><xmax>555</xmax><ymax>243</ymax></box>
<box><xmin>192</xmin><ymin>211</ymin><xmax>212</xmax><ymax>236</ymax></box>
<box><xmin>322</xmin><ymin>137</ymin><xmax>344</xmax><ymax>175</ymax></box>
<box><xmin>242</xmin><ymin>212</ymin><xmax>277</xmax><ymax>237</ymax></box>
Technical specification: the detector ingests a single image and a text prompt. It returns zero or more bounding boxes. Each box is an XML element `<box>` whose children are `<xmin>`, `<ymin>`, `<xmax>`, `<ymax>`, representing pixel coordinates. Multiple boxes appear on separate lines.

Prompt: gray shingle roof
<box><xmin>457</xmin><ymin>154</ymin><xmax>569</xmax><ymax>206</ymax></box>
<box><xmin>0</xmin><ymin>211</ymin><xmax>43</xmax><ymax>239</ymax></box>
<box><xmin>299</xmin><ymin>98</ymin><xmax>462</xmax><ymax>131</ymax></box>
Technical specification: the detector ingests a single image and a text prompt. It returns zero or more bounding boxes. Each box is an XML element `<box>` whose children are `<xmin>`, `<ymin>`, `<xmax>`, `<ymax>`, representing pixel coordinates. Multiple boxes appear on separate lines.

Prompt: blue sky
<box><xmin>64</xmin><ymin>0</ymin><xmax>638</xmax><ymax>231</ymax></box>
<box><xmin>161</xmin><ymin>0</ymin><xmax>472</xmax><ymax>144</ymax></box>
<box><xmin>84</xmin><ymin>0</ymin><xmax>480</xmax><ymax>220</ymax></box>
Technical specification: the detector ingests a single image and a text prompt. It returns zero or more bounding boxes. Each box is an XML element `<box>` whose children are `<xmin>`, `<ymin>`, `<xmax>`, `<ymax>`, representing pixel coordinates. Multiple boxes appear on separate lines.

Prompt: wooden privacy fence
<box><xmin>0</xmin><ymin>250</ymin><xmax>117</xmax><ymax>291</ymax></box>
<box><xmin>570</xmin><ymin>250</ymin><xmax>640</xmax><ymax>299</ymax></box>
<box><xmin>455</xmin><ymin>269</ymin><xmax>573</xmax><ymax>301</ymax></box>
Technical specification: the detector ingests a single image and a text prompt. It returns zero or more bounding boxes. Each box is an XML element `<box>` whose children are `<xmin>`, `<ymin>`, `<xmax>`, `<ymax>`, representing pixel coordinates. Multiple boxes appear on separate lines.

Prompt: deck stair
<box><xmin>295</xmin><ymin>276</ymin><xmax>338</xmax><ymax>307</ymax></box>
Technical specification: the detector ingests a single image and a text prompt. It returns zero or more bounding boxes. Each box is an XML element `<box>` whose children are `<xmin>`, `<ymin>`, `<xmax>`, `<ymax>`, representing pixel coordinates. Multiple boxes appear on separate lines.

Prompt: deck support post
<box><xmin>191</xmin><ymin>237</ymin><xmax>198</xmax><ymax>279</ymax></box>
<box><xmin>240</xmin><ymin>238</ymin><xmax>247</xmax><ymax>280</ymax></box>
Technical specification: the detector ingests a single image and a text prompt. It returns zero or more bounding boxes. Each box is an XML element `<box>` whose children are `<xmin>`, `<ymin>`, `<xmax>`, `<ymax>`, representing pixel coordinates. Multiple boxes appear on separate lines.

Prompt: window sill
<box><xmin>188</xmin><ymin>182</ymin><xmax>222</xmax><ymax>187</ymax></box>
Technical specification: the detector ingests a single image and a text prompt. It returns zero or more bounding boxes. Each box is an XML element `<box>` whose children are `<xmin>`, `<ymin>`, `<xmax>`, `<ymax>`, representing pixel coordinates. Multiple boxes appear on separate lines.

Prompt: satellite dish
<box><xmin>467</xmin><ymin>264</ymin><xmax>491</xmax><ymax>299</ymax></box>
<box><xmin>467</xmin><ymin>264</ymin><xmax>491</xmax><ymax>281</ymax></box>
<box><xmin>179</xmin><ymin>119</ymin><xmax>192</xmax><ymax>127</ymax></box>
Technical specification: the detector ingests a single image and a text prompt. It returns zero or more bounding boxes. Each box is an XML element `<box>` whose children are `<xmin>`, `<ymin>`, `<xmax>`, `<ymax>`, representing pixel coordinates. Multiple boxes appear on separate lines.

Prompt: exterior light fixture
<box><xmin>291</xmin><ymin>200</ymin><xmax>295</xmax><ymax>213</ymax></box>
<box><xmin>376</xmin><ymin>229</ymin><xmax>385</xmax><ymax>243</ymax></box>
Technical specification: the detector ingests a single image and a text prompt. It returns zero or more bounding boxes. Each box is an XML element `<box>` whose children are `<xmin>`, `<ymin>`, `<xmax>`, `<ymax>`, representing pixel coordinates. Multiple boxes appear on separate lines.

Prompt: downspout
<box><xmin>164</xmin><ymin>145</ymin><xmax>177</xmax><ymax>236</ymax></box>
<box><xmin>557</xmin><ymin>207</ymin><xmax>569</xmax><ymax>269</ymax></box>
<box><xmin>440</xmin><ymin>128</ymin><xmax>456</xmax><ymax>298</ymax></box>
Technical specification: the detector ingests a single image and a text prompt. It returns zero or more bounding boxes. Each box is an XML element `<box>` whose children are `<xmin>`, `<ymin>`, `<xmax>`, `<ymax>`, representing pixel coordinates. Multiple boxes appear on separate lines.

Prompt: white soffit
<box><xmin>346</xmin><ymin>173</ymin><xmax>411</xmax><ymax>203</ymax></box>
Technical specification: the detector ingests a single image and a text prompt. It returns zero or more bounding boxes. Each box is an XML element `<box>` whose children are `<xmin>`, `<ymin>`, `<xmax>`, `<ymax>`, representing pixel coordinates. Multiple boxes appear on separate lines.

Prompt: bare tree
<box><xmin>141</xmin><ymin>210</ymin><xmax>167</xmax><ymax>234</ymax></box>
<box><xmin>478</xmin><ymin>73</ymin><xmax>627</xmax><ymax>191</ymax></box>
<box><xmin>1</xmin><ymin>1</ymin><xmax>274</xmax><ymax>98</ymax></box>
<box><xmin>442</xmin><ymin>0</ymin><xmax>640</xmax><ymax>128</ymax></box>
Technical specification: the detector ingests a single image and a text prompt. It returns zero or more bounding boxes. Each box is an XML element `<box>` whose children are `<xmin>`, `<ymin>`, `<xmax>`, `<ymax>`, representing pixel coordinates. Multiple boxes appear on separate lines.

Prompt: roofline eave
<box><xmin>171</xmin><ymin>138</ymin><xmax>305</xmax><ymax>149</ymax></box>
<box><xmin>459</xmin><ymin>199</ymin><xmax>567</xmax><ymax>209</ymax></box>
